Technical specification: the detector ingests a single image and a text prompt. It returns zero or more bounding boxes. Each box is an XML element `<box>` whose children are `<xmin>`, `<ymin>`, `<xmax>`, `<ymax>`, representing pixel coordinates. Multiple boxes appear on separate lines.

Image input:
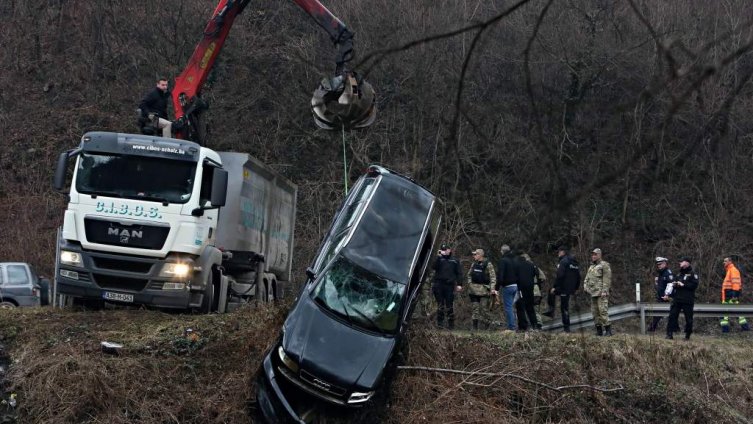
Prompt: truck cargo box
<box><xmin>215</xmin><ymin>153</ymin><xmax>297</xmax><ymax>283</ymax></box>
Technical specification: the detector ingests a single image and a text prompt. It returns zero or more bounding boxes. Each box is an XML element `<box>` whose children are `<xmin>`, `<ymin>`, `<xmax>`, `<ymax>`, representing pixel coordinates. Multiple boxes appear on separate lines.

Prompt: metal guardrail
<box><xmin>541</xmin><ymin>302</ymin><xmax>753</xmax><ymax>334</ymax></box>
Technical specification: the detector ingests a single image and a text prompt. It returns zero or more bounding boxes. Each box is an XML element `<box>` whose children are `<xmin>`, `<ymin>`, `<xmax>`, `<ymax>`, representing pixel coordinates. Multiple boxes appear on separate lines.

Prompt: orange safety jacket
<box><xmin>722</xmin><ymin>262</ymin><xmax>742</xmax><ymax>301</ymax></box>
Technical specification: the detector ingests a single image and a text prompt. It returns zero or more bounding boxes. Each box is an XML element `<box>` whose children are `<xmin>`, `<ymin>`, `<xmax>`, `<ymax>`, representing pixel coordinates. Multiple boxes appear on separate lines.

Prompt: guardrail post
<box><xmin>640</xmin><ymin>303</ymin><xmax>646</xmax><ymax>334</ymax></box>
<box><xmin>635</xmin><ymin>282</ymin><xmax>641</xmax><ymax>303</ymax></box>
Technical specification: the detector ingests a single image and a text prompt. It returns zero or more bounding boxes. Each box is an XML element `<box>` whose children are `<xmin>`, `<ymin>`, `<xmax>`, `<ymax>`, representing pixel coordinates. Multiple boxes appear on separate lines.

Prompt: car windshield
<box><xmin>312</xmin><ymin>255</ymin><xmax>405</xmax><ymax>333</ymax></box>
<box><xmin>75</xmin><ymin>152</ymin><xmax>196</xmax><ymax>203</ymax></box>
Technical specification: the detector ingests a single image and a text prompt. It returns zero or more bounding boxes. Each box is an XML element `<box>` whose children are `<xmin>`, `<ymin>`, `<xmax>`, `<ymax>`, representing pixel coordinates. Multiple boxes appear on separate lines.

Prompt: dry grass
<box><xmin>0</xmin><ymin>305</ymin><xmax>286</xmax><ymax>423</ymax></box>
<box><xmin>2</xmin><ymin>305</ymin><xmax>752</xmax><ymax>423</ymax></box>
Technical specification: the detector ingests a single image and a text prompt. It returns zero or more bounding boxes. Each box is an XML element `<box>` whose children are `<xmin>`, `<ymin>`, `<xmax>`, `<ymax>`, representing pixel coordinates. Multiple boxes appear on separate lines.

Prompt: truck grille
<box><xmin>93</xmin><ymin>274</ymin><xmax>148</xmax><ymax>292</ymax></box>
<box><xmin>84</xmin><ymin>218</ymin><xmax>169</xmax><ymax>250</ymax></box>
<box><xmin>92</xmin><ymin>257</ymin><xmax>154</xmax><ymax>273</ymax></box>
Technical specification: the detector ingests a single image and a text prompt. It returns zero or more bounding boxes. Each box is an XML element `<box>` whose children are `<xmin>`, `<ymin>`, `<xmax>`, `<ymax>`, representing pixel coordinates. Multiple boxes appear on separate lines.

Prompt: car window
<box><xmin>311</xmin><ymin>177</ymin><xmax>377</xmax><ymax>274</ymax></box>
<box><xmin>6</xmin><ymin>265</ymin><xmax>29</xmax><ymax>286</ymax></box>
<box><xmin>345</xmin><ymin>176</ymin><xmax>434</xmax><ymax>283</ymax></box>
<box><xmin>312</xmin><ymin>255</ymin><xmax>405</xmax><ymax>333</ymax></box>
<box><xmin>0</xmin><ymin>265</ymin><xmax>4</xmax><ymax>286</ymax></box>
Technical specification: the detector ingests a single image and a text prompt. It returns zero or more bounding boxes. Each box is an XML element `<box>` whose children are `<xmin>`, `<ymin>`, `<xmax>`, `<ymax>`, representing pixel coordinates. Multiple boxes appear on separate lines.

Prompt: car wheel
<box><xmin>0</xmin><ymin>301</ymin><xmax>16</xmax><ymax>309</ymax></box>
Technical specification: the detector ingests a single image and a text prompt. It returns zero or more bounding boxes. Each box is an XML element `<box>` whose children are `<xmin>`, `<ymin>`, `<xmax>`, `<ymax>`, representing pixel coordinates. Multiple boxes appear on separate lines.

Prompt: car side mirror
<box><xmin>305</xmin><ymin>267</ymin><xmax>316</xmax><ymax>280</ymax></box>
<box><xmin>53</xmin><ymin>151</ymin><xmax>70</xmax><ymax>192</ymax></box>
<box><xmin>210</xmin><ymin>168</ymin><xmax>228</xmax><ymax>207</ymax></box>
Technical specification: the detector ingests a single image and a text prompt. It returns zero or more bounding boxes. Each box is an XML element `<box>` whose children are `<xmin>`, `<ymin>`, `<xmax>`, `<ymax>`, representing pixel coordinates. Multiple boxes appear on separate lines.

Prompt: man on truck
<box><xmin>138</xmin><ymin>78</ymin><xmax>172</xmax><ymax>138</ymax></box>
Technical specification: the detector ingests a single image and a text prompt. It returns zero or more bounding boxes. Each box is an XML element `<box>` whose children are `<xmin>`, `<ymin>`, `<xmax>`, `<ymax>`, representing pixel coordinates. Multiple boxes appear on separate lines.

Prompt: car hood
<box><xmin>282</xmin><ymin>296</ymin><xmax>396</xmax><ymax>391</ymax></box>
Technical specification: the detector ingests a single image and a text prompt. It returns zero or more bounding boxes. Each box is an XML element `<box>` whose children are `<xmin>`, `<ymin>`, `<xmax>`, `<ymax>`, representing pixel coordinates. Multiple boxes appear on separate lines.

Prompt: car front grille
<box><xmin>299</xmin><ymin>369</ymin><xmax>347</xmax><ymax>397</ymax></box>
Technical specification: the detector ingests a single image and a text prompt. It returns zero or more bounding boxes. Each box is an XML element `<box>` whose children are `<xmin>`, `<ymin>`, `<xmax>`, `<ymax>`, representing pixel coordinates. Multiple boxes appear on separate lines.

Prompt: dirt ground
<box><xmin>1</xmin><ymin>305</ymin><xmax>752</xmax><ymax>423</ymax></box>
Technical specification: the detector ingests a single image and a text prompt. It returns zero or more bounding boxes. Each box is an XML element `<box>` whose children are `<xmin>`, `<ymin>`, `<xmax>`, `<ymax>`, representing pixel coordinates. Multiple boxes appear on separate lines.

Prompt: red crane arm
<box><xmin>171</xmin><ymin>0</ymin><xmax>250</xmax><ymax>124</ymax></box>
<box><xmin>169</xmin><ymin>0</ymin><xmax>365</xmax><ymax>142</ymax></box>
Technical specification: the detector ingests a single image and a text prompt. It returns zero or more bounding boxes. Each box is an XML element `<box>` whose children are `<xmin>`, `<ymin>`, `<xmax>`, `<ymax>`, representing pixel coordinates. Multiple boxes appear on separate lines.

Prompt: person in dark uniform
<box><xmin>544</xmin><ymin>246</ymin><xmax>580</xmax><ymax>333</ymax></box>
<box><xmin>515</xmin><ymin>251</ymin><xmax>541</xmax><ymax>331</ymax></box>
<box><xmin>431</xmin><ymin>243</ymin><xmax>463</xmax><ymax>330</ymax></box>
<box><xmin>665</xmin><ymin>256</ymin><xmax>699</xmax><ymax>340</ymax></box>
<box><xmin>649</xmin><ymin>257</ymin><xmax>675</xmax><ymax>332</ymax></box>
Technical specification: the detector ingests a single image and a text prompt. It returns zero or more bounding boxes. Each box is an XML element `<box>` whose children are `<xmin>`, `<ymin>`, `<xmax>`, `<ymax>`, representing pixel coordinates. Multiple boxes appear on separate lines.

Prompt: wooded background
<box><xmin>2</xmin><ymin>0</ymin><xmax>753</xmax><ymax>306</ymax></box>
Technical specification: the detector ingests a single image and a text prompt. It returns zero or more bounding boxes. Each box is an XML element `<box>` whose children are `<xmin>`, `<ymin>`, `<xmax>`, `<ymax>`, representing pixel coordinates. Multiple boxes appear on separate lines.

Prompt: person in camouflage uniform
<box><xmin>467</xmin><ymin>248</ymin><xmax>497</xmax><ymax>330</ymax></box>
<box><xmin>584</xmin><ymin>248</ymin><xmax>612</xmax><ymax>336</ymax></box>
<box><xmin>522</xmin><ymin>253</ymin><xmax>547</xmax><ymax>325</ymax></box>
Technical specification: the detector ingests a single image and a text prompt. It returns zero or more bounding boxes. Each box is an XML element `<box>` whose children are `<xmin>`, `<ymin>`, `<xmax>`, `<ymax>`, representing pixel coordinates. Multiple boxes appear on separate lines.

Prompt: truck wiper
<box><xmin>135</xmin><ymin>194</ymin><xmax>170</xmax><ymax>206</ymax></box>
<box><xmin>88</xmin><ymin>190</ymin><xmax>124</xmax><ymax>199</ymax></box>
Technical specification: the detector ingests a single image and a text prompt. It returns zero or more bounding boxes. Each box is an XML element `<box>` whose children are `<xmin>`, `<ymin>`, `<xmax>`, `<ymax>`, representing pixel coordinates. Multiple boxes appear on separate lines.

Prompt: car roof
<box><xmin>342</xmin><ymin>171</ymin><xmax>436</xmax><ymax>284</ymax></box>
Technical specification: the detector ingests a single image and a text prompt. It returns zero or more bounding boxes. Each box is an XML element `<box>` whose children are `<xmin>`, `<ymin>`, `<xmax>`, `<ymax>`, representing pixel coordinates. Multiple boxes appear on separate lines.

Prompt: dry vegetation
<box><xmin>3</xmin><ymin>0</ymin><xmax>753</xmax><ymax>422</ymax></box>
<box><xmin>1</xmin><ymin>307</ymin><xmax>752</xmax><ymax>423</ymax></box>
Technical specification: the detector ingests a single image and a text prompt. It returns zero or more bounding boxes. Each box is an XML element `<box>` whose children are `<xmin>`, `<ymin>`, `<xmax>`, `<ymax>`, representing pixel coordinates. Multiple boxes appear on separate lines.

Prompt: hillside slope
<box><xmin>1</xmin><ymin>307</ymin><xmax>751</xmax><ymax>423</ymax></box>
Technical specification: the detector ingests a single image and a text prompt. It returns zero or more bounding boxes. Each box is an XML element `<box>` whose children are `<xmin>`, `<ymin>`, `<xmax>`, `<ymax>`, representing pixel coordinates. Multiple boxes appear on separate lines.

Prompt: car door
<box><xmin>4</xmin><ymin>264</ymin><xmax>38</xmax><ymax>306</ymax></box>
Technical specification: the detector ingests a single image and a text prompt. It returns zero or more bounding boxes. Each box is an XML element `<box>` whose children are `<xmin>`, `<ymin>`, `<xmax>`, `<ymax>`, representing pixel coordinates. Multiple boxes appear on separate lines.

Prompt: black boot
<box><xmin>596</xmin><ymin>325</ymin><xmax>603</xmax><ymax>336</ymax></box>
<box><xmin>604</xmin><ymin>325</ymin><xmax>613</xmax><ymax>336</ymax></box>
<box><xmin>543</xmin><ymin>309</ymin><xmax>554</xmax><ymax>318</ymax></box>
<box><xmin>472</xmin><ymin>319</ymin><xmax>479</xmax><ymax>330</ymax></box>
<box><xmin>684</xmin><ymin>333</ymin><xmax>691</xmax><ymax>340</ymax></box>
<box><xmin>665</xmin><ymin>332</ymin><xmax>673</xmax><ymax>340</ymax></box>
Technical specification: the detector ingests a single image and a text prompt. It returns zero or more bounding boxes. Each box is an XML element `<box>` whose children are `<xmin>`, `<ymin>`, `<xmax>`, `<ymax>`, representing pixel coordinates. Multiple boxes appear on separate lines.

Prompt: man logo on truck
<box><xmin>108</xmin><ymin>227</ymin><xmax>143</xmax><ymax>244</ymax></box>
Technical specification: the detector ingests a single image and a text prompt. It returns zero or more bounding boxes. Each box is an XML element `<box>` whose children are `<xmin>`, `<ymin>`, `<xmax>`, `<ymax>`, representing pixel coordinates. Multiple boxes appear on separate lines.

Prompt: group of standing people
<box><xmin>430</xmin><ymin>244</ymin><xmax>545</xmax><ymax>331</ymax></box>
<box><xmin>430</xmin><ymin>244</ymin><xmax>597</xmax><ymax>333</ymax></box>
<box><xmin>651</xmin><ymin>255</ymin><xmax>748</xmax><ymax>339</ymax></box>
<box><xmin>430</xmin><ymin>243</ymin><xmax>748</xmax><ymax>339</ymax></box>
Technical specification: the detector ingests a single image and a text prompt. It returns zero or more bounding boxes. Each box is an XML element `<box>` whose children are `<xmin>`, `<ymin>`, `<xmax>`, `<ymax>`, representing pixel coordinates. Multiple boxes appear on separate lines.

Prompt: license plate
<box><xmin>102</xmin><ymin>291</ymin><xmax>134</xmax><ymax>303</ymax></box>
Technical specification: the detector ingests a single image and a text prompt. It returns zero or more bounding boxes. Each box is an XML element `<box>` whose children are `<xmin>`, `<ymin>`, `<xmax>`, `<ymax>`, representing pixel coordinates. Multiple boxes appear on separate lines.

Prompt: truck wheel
<box><xmin>0</xmin><ymin>301</ymin><xmax>16</xmax><ymax>309</ymax></box>
<box><xmin>200</xmin><ymin>271</ymin><xmax>219</xmax><ymax>313</ymax></box>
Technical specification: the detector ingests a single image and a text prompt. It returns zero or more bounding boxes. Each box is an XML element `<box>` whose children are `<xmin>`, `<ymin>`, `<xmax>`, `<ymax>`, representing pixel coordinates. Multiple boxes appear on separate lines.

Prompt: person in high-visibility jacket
<box><xmin>720</xmin><ymin>257</ymin><xmax>750</xmax><ymax>332</ymax></box>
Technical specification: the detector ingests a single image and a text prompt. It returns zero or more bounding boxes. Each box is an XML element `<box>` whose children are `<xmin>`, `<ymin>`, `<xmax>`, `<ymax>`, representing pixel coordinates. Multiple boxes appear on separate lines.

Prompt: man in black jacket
<box><xmin>515</xmin><ymin>251</ymin><xmax>541</xmax><ymax>330</ymax></box>
<box><xmin>431</xmin><ymin>243</ymin><xmax>463</xmax><ymax>330</ymax></box>
<box><xmin>665</xmin><ymin>256</ymin><xmax>699</xmax><ymax>340</ymax></box>
<box><xmin>492</xmin><ymin>244</ymin><xmax>519</xmax><ymax>331</ymax></box>
<box><xmin>545</xmin><ymin>246</ymin><xmax>581</xmax><ymax>332</ymax></box>
<box><xmin>138</xmin><ymin>78</ymin><xmax>172</xmax><ymax>137</ymax></box>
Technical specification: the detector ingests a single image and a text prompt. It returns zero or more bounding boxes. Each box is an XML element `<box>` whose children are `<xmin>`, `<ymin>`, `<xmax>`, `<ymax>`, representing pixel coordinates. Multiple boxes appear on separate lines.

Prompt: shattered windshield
<box><xmin>312</xmin><ymin>255</ymin><xmax>405</xmax><ymax>333</ymax></box>
<box><xmin>75</xmin><ymin>152</ymin><xmax>196</xmax><ymax>204</ymax></box>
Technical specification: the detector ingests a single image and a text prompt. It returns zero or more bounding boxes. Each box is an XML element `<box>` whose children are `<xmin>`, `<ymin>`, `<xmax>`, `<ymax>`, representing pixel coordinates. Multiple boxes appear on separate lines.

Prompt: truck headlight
<box><xmin>60</xmin><ymin>250</ymin><xmax>82</xmax><ymax>266</ymax></box>
<box><xmin>159</xmin><ymin>263</ymin><xmax>191</xmax><ymax>278</ymax></box>
<box><xmin>277</xmin><ymin>346</ymin><xmax>299</xmax><ymax>373</ymax></box>
<box><xmin>347</xmin><ymin>391</ymin><xmax>375</xmax><ymax>404</ymax></box>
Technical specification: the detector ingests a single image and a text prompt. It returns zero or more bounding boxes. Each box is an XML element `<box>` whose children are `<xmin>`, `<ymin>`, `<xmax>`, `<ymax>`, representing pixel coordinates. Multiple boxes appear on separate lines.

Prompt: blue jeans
<box><xmin>502</xmin><ymin>284</ymin><xmax>518</xmax><ymax>330</ymax></box>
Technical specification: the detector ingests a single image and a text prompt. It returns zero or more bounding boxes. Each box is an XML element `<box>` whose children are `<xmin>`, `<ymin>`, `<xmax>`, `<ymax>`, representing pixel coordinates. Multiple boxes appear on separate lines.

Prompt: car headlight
<box><xmin>159</xmin><ymin>263</ymin><xmax>191</xmax><ymax>278</ymax></box>
<box><xmin>348</xmin><ymin>391</ymin><xmax>375</xmax><ymax>404</ymax></box>
<box><xmin>277</xmin><ymin>346</ymin><xmax>299</xmax><ymax>373</ymax></box>
<box><xmin>60</xmin><ymin>250</ymin><xmax>82</xmax><ymax>266</ymax></box>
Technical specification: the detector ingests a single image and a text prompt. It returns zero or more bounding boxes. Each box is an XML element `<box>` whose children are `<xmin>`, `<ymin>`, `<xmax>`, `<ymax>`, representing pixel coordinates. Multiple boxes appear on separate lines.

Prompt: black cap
<box><xmin>557</xmin><ymin>245</ymin><xmax>569</xmax><ymax>252</ymax></box>
<box><xmin>679</xmin><ymin>256</ymin><xmax>692</xmax><ymax>263</ymax></box>
<box><xmin>440</xmin><ymin>243</ymin><xmax>450</xmax><ymax>250</ymax></box>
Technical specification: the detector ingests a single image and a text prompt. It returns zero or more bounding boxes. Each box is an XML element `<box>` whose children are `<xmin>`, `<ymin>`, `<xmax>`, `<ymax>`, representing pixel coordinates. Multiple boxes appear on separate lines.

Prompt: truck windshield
<box><xmin>312</xmin><ymin>255</ymin><xmax>405</xmax><ymax>334</ymax></box>
<box><xmin>75</xmin><ymin>152</ymin><xmax>196</xmax><ymax>204</ymax></box>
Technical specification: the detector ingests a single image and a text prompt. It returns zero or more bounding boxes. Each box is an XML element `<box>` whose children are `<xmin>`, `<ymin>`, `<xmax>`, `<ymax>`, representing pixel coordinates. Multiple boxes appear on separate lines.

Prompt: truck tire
<box><xmin>200</xmin><ymin>270</ymin><xmax>220</xmax><ymax>313</ymax></box>
<box><xmin>0</xmin><ymin>301</ymin><xmax>16</xmax><ymax>309</ymax></box>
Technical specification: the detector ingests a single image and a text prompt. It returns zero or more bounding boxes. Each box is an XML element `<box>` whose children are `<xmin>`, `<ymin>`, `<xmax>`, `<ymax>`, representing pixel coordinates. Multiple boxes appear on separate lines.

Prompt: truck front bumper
<box><xmin>56</xmin><ymin>240</ymin><xmax>198</xmax><ymax>309</ymax></box>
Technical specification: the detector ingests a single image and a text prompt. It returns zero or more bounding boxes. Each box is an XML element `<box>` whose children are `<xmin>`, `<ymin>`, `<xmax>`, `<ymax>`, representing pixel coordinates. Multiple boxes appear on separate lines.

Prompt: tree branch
<box><xmin>398</xmin><ymin>365</ymin><xmax>625</xmax><ymax>393</ymax></box>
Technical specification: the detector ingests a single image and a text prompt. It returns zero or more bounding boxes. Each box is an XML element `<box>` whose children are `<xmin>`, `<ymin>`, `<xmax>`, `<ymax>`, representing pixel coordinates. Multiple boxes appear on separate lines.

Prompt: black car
<box><xmin>257</xmin><ymin>165</ymin><xmax>441</xmax><ymax>422</ymax></box>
